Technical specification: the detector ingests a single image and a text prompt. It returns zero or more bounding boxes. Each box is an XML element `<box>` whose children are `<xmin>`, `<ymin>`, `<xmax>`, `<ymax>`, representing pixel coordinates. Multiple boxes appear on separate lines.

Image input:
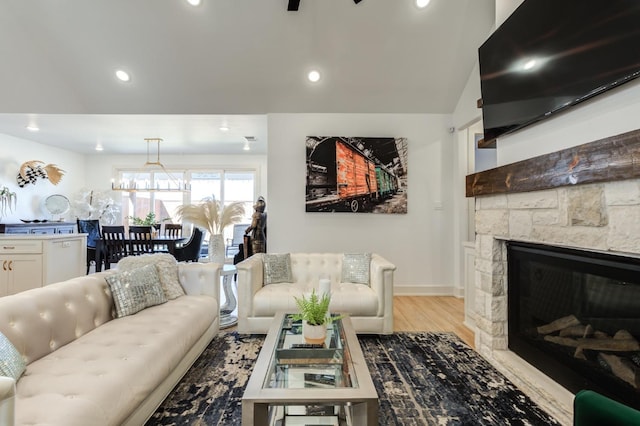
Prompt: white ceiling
<box><xmin>0</xmin><ymin>0</ymin><xmax>495</xmax><ymax>155</ymax></box>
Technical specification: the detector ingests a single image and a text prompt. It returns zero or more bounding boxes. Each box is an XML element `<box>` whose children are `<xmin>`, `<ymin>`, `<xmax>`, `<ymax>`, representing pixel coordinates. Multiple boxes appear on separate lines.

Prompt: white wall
<box><xmin>0</xmin><ymin>134</ymin><xmax>85</xmax><ymax>222</ymax></box>
<box><xmin>266</xmin><ymin>113</ymin><xmax>455</xmax><ymax>292</ymax></box>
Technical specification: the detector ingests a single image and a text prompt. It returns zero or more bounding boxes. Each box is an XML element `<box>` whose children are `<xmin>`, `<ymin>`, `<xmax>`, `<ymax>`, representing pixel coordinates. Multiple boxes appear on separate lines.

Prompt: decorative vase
<box><xmin>208</xmin><ymin>233</ymin><xmax>225</xmax><ymax>264</ymax></box>
<box><xmin>302</xmin><ymin>320</ymin><xmax>327</xmax><ymax>345</ymax></box>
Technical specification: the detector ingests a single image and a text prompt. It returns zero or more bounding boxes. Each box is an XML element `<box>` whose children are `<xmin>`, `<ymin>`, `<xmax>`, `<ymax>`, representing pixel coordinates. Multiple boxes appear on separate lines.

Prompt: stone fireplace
<box><xmin>467</xmin><ymin>129</ymin><xmax>640</xmax><ymax>425</ymax></box>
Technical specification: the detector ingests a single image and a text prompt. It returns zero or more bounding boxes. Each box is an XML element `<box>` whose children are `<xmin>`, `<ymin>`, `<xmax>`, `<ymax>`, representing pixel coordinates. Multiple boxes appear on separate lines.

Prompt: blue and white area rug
<box><xmin>147</xmin><ymin>332</ymin><xmax>559</xmax><ymax>425</ymax></box>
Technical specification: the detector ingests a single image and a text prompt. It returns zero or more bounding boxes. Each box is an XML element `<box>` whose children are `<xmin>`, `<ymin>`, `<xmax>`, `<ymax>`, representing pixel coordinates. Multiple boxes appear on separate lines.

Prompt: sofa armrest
<box><xmin>0</xmin><ymin>376</ymin><xmax>15</xmax><ymax>426</ymax></box>
<box><xmin>178</xmin><ymin>262</ymin><xmax>221</xmax><ymax>299</ymax></box>
<box><xmin>370</xmin><ymin>254</ymin><xmax>396</xmax><ymax>325</ymax></box>
<box><xmin>236</xmin><ymin>254</ymin><xmax>265</xmax><ymax>324</ymax></box>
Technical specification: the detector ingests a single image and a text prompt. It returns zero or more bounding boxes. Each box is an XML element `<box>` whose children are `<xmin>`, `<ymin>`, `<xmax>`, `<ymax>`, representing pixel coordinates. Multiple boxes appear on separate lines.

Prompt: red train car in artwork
<box><xmin>306</xmin><ymin>137</ymin><xmax>397</xmax><ymax>212</ymax></box>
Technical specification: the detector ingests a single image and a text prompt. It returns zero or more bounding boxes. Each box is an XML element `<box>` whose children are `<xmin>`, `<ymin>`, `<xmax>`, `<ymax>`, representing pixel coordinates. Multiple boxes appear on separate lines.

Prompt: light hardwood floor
<box><xmin>394</xmin><ymin>296</ymin><xmax>475</xmax><ymax>348</ymax></box>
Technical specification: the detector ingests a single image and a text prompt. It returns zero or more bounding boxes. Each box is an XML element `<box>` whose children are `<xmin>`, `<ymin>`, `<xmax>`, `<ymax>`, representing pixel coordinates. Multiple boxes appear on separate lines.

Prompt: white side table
<box><xmin>220</xmin><ymin>264</ymin><xmax>238</xmax><ymax>328</ymax></box>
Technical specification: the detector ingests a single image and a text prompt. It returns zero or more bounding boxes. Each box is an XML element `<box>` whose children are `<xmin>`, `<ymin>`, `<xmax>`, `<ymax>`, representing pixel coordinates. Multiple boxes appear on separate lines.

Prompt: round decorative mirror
<box><xmin>44</xmin><ymin>194</ymin><xmax>71</xmax><ymax>220</ymax></box>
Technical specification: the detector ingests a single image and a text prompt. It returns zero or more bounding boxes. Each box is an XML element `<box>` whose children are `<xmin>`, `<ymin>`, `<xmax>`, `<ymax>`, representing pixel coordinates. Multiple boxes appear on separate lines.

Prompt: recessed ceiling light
<box><xmin>95</xmin><ymin>143</ymin><xmax>104</xmax><ymax>151</ymax></box>
<box><xmin>186</xmin><ymin>0</ymin><xmax>201</xmax><ymax>5</ymax></box>
<box><xmin>416</xmin><ymin>0</ymin><xmax>431</xmax><ymax>8</ymax></box>
<box><xmin>219</xmin><ymin>126</ymin><xmax>229</xmax><ymax>132</ymax></box>
<box><xmin>115</xmin><ymin>69</ymin><xmax>131</xmax><ymax>82</ymax></box>
<box><xmin>26</xmin><ymin>125</ymin><xmax>39</xmax><ymax>132</ymax></box>
<box><xmin>307</xmin><ymin>70</ymin><xmax>321</xmax><ymax>83</ymax></box>
<box><xmin>243</xmin><ymin>142</ymin><xmax>250</xmax><ymax>151</ymax></box>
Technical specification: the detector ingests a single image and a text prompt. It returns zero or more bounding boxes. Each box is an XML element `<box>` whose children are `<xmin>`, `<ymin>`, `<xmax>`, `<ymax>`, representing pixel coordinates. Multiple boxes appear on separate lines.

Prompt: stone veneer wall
<box><xmin>473</xmin><ymin>178</ymin><xmax>640</xmax><ymax>423</ymax></box>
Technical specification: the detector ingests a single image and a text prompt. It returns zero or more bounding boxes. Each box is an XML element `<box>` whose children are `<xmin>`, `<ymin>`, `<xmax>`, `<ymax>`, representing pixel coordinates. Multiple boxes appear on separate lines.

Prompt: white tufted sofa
<box><xmin>236</xmin><ymin>253</ymin><xmax>396</xmax><ymax>335</ymax></box>
<box><xmin>0</xmin><ymin>262</ymin><xmax>220</xmax><ymax>426</ymax></box>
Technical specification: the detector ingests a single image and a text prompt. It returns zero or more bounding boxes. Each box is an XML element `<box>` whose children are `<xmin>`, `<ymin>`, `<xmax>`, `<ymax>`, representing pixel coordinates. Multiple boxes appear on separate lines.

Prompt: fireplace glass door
<box><xmin>507</xmin><ymin>241</ymin><xmax>640</xmax><ymax>410</ymax></box>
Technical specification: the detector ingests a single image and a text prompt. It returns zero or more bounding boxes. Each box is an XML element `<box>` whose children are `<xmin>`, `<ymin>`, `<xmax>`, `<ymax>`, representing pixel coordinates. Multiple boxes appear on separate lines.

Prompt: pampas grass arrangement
<box><xmin>175</xmin><ymin>196</ymin><xmax>245</xmax><ymax>236</ymax></box>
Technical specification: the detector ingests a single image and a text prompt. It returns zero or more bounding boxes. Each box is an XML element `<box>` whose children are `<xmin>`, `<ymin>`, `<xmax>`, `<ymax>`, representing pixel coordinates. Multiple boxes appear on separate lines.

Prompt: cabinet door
<box><xmin>3</xmin><ymin>255</ymin><xmax>43</xmax><ymax>295</ymax></box>
<box><xmin>0</xmin><ymin>263</ymin><xmax>7</xmax><ymax>297</ymax></box>
<box><xmin>43</xmin><ymin>237</ymin><xmax>85</xmax><ymax>284</ymax></box>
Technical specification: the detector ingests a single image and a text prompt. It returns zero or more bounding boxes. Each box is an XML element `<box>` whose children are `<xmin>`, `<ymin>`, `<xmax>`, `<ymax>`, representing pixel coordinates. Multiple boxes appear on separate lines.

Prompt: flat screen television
<box><xmin>478</xmin><ymin>0</ymin><xmax>640</xmax><ymax>145</ymax></box>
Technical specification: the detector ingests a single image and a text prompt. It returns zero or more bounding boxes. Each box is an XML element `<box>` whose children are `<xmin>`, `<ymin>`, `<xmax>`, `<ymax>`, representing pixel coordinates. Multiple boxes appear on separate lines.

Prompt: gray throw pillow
<box><xmin>106</xmin><ymin>263</ymin><xmax>168</xmax><ymax>318</ymax></box>
<box><xmin>263</xmin><ymin>253</ymin><xmax>293</xmax><ymax>285</ymax></box>
<box><xmin>341</xmin><ymin>253</ymin><xmax>372</xmax><ymax>285</ymax></box>
<box><xmin>0</xmin><ymin>332</ymin><xmax>25</xmax><ymax>381</ymax></box>
<box><xmin>119</xmin><ymin>253</ymin><xmax>185</xmax><ymax>300</ymax></box>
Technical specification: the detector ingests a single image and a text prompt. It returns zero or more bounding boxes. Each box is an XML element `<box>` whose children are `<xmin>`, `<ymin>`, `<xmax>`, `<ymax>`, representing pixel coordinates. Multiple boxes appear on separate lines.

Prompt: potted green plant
<box><xmin>126</xmin><ymin>212</ymin><xmax>165</xmax><ymax>226</ymax></box>
<box><xmin>175</xmin><ymin>195</ymin><xmax>245</xmax><ymax>264</ymax></box>
<box><xmin>292</xmin><ymin>289</ymin><xmax>340</xmax><ymax>345</ymax></box>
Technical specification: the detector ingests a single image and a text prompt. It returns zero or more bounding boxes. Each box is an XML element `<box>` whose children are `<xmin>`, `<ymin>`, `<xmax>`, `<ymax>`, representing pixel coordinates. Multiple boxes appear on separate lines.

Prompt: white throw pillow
<box><xmin>341</xmin><ymin>253</ymin><xmax>371</xmax><ymax>285</ymax></box>
<box><xmin>0</xmin><ymin>332</ymin><xmax>25</xmax><ymax>381</ymax></box>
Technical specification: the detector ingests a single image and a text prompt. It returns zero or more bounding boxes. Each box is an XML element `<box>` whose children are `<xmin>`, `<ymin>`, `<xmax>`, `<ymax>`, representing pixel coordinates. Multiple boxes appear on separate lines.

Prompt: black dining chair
<box><xmin>77</xmin><ymin>219</ymin><xmax>103</xmax><ymax>274</ymax></box>
<box><xmin>128</xmin><ymin>225</ymin><xmax>154</xmax><ymax>255</ymax></box>
<box><xmin>173</xmin><ymin>228</ymin><xmax>204</xmax><ymax>262</ymax></box>
<box><xmin>101</xmin><ymin>225</ymin><xmax>129</xmax><ymax>269</ymax></box>
<box><xmin>164</xmin><ymin>224</ymin><xmax>183</xmax><ymax>238</ymax></box>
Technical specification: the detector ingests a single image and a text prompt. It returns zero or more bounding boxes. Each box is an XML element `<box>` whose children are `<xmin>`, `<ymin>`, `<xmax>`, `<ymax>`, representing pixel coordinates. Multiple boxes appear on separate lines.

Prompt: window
<box><xmin>115</xmin><ymin>168</ymin><xmax>256</xmax><ymax>242</ymax></box>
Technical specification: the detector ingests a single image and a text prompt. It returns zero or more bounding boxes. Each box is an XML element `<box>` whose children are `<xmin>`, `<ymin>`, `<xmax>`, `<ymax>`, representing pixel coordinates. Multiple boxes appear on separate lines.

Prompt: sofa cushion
<box><xmin>106</xmin><ymin>264</ymin><xmax>167</xmax><ymax>318</ymax></box>
<box><xmin>263</xmin><ymin>253</ymin><xmax>293</xmax><ymax>284</ymax></box>
<box><xmin>341</xmin><ymin>253</ymin><xmax>371</xmax><ymax>284</ymax></box>
<box><xmin>0</xmin><ymin>332</ymin><xmax>25</xmax><ymax>381</ymax></box>
<box><xmin>118</xmin><ymin>253</ymin><xmax>185</xmax><ymax>300</ymax></box>
<box><xmin>253</xmin><ymin>283</ymin><xmax>378</xmax><ymax>317</ymax></box>
<box><xmin>14</xmin><ymin>295</ymin><xmax>217</xmax><ymax>426</ymax></box>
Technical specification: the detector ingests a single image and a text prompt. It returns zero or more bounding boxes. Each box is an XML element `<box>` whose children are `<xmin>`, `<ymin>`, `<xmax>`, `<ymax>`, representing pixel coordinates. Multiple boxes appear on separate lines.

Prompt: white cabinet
<box><xmin>0</xmin><ymin>240</ymin><xmax>44</xmax><ymax>296</ymax></box>
<box><xmin>43</xmin><ymin>237</ymin><xmax>85</xmax><ymax>285</ymax></box>
<box><xmin>0</xmin><ymin>254</ymin><xmax>44</xmax><ymax>296</ymax></box>
<box><xmin>0</xmin><ymin>235</ymin><xmax>86</xmax><ymax>297</ymax></box>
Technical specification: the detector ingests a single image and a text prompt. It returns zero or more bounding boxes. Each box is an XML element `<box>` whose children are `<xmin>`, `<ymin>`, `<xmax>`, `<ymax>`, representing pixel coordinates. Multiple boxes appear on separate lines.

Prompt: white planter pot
<box><xmin>208</xmin><ymin>233</ymin><xmax>225</xmax><ymax>265</ymax></box>
<box><xmin>302</xmin><ymin>320</ymin><xmax>327</xmax><ymax>345</ymax></box>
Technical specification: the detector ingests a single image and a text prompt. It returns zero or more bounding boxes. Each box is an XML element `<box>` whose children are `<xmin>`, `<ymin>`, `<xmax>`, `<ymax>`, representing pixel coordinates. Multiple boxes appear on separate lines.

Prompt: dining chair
<box><xmin>128</xmin><ymin>225</ymin><xmax>154</xmax><ymax>255</ymax></box>
<box><xmin>101</xmin><ymin>226</ymin><xmax>129</xmax><ymax>269</ymax></box>
<box><xmin>77</xmin><ymin>219</ymin><xmax>103</xmax><ymax>274</ymax></box>
<box><xmin>226</xmin><ymin>223</ymin><xmax>249</xmax><ymax>257</ymax></box>
<box><xmin>173</xmin><ymin>228</ymin><xmax>204</xmax><ymax>262</ymax></box>
<box><xmin>163</xmin><ymin>224</ymin><xmax>183</xmax><ymax>238</ymax></box>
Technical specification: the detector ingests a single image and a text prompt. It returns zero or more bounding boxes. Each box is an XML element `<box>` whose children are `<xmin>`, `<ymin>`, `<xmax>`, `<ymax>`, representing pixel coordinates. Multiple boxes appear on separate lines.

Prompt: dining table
<box><xmin>94</xmin><ymin>235</ymin><xmax>186</xmax><ymax>272</ymax></box>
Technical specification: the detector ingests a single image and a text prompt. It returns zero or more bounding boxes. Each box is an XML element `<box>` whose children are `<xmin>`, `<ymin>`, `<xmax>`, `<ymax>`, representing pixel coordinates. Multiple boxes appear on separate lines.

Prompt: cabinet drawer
<box><xmin>0</xmin><ymin>240</ymin><xmax>43</xmax><ymax>254</ymax></box>
<box><xmin>30</xmin><ymin>227</ymin><xmax>56</xmax><ymax>235</ymax></box>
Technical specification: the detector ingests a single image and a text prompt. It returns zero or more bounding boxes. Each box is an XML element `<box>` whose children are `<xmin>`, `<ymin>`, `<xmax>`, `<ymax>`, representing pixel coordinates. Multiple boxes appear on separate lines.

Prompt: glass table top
<box><xmin>263</xmin><ymin>314</ymin><xmax>358</xmax><ymax>391</ymax></box>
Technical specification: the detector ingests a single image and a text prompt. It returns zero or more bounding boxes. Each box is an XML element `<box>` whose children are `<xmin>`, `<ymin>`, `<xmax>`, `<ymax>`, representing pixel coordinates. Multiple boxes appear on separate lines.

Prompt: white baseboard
<box><xmin>394</xmin><ymin>285</ymin><xmax>457</xmax><ymax>296</ymax></box>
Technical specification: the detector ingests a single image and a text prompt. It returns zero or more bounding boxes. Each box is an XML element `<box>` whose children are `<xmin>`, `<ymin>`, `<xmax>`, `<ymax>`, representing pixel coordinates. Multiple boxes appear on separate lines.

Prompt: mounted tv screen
<box><xmin>479</xmin><ymin>0</ymin><xmax>640</xmax><ymax>144</ymax></box>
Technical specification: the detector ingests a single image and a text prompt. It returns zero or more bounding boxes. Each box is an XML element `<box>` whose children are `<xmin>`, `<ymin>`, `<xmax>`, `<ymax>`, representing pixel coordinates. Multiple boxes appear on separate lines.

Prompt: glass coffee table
<box><xmin>242</xmin><ymin>311</ymin><xmax>378</xmax><ymax>426</ymax></box>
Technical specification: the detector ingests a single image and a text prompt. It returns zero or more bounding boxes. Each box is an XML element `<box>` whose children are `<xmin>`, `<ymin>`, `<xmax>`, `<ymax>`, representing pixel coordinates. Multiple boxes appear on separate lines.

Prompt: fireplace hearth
<box><xmin>507</xmin><ymin>241</ymin><xmax>640</xmax><ymax>410</ymax></box>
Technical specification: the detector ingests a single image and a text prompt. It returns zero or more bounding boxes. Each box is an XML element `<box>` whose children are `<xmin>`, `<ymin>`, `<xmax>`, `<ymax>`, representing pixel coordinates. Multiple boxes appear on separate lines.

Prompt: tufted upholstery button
<box><xmin>49</xmin><ymin>340</ymin><xmax>55</xmax><ymax>349</ymax></box>
<box><xmin>9</xmin><ymin>321</ymin><xmax>15</xmax><ymax>327</ymax></box>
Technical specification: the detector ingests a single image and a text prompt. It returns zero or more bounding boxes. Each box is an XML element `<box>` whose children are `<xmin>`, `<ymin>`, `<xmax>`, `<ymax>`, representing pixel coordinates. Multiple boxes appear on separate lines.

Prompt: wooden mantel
<box><xmin>466</xmin><ymin>128</ymin><xmax>640</xmax><ymax>197</ymax></box>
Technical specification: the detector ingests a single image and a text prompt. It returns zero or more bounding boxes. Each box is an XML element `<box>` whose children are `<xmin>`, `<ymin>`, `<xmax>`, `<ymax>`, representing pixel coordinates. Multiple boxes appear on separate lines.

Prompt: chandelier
<box><xmin>111</xmin><ymin>138</ymin><xmax>191</xmax><ymax>192</ymax></box>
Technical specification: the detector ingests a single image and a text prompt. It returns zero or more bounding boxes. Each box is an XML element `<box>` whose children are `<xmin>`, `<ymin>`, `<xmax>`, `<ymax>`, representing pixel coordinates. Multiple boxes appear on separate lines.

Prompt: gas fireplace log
<box><xmin>598</xmin><ymin>353</ymin><xmax>640</xmax><ymax>389</ymax></box>
<box><xmin>537</xmin><ymin>315</ymin><xmax>581</xmax><ymax>335</ymax></box>
<box><xmin>544</xmin><ymin>335</ymin><xmax>580</xmax><ymax>347</ymax></box>
<box><xmin>574</xmin><ymin>338</ymin><xmax>640</xmax><ymax>359</ymax></box>
<box><xmin>559</xmin><ymin>324</ymin><xmax>594</xmax><ymax>338</ymax></box>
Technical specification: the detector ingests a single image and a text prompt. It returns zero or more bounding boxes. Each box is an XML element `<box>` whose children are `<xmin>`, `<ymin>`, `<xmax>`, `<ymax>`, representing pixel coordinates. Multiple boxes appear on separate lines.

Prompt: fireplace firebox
<box><xmin>507</xmin><ymin>241</ymin><xmax>640</xmax><ymax>410</ymax></box>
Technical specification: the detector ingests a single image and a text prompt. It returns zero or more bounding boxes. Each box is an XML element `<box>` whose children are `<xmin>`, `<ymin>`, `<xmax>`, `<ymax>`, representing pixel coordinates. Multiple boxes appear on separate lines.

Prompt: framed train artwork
<box><xmin>305</xmin><ymin>136</ymin><xmax>407</xmax><ymax>214</ymax></box>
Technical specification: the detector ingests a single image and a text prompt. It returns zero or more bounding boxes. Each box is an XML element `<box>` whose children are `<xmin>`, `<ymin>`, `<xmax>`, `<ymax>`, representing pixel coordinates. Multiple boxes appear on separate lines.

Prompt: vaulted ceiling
<box><xmin>0</xmin><ymin>0</ymin><xmax>494</xmax><ymax>154</ymax></box>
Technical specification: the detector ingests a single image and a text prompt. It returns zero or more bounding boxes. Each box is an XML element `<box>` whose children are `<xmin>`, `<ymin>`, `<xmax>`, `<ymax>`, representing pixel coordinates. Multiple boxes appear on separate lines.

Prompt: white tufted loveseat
<box><xmin>0</xmin><ymin>262</ymin><xmax>220</xmax><ymax>426</ymax></box>
<box><xmin>236</xmin><ymin>253</ymin><xmax>396</xmax><ymax>335</ymax></box>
